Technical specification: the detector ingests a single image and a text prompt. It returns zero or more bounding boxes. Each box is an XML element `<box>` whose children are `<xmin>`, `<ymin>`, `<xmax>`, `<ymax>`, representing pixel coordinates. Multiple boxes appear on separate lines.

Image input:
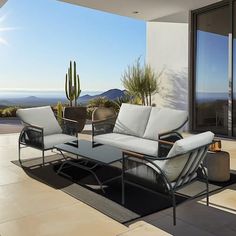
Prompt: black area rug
<box><xmin>12</xmin><ymin>155</ymin><xmax>236</xmax><ymax>224</ymax></box>
<box><xmin>12</xmin><ymin>155</ymin><xmax>186</xmax><ymax>223</ymax></box>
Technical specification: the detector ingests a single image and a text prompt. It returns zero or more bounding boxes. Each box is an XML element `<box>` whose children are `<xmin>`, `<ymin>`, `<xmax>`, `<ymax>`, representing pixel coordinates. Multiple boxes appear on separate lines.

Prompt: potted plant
<box><xmin>64</xmin><ymin>61</ymin><xmax>87</xmax><ymax>132</ymax></box>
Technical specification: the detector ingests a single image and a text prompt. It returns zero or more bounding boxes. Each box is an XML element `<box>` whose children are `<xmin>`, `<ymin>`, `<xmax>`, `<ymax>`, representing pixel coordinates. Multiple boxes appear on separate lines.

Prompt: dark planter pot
<box><xmin>64</xmin><ymin>106</ymin><xmax>87</xmax><ymax>133</ymax></box>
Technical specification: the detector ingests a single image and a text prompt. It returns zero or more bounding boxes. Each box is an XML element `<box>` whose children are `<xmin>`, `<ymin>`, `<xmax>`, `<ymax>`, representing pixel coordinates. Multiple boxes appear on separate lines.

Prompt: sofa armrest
<box><xmin>19</xmin><ymin>124</ymin><xmax>44</xmax><ymax>149</ymax></box>
<box><xmin>158</xmin><ymin>131</ymin><xmax>182</xmax><ymax>157</ymax></box>
<box><xmin>158</xmin><ymin>131</ymin><xmax>183</xmax><ymax>140</ymax></box>
<box><xmin>123</xmin><ymin>150</ymin><xmax>145</xmax><ymax>160</ymax></box>
<box><xmin>158</xmin><ymin>139</ymin><xmax>175</xmax><ymax>145</ymax></box>
<box><xmin>55</xmin><ymin>115</ymin><xmax>79</xmax><ymax>137</ymax></box>
<box><xmin>92</xmin><ymin>117</ymin><xmax>116</xmax><ymax>137</ymax></box>
<box><xmin>61</xmin><ymin>116</ymin><xmax>78</xmax><ymax>124</ymax></box>
<box><xmin>122</xmin><ymin>149</ymin><xmax>171</xmax><ymax>160</ymax></box>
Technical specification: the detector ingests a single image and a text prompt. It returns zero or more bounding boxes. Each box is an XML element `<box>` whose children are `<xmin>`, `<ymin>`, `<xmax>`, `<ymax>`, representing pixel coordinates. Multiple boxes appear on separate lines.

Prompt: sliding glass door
<box><xmin>194</xmin><ymin>4</ymin><xmax>229</xmax><ymax>135</ymax></box>
<box><xmin>191</xmin><ymin>1</ymin><xmax>236</xmax><ymax>137</ymax></box>
<box><xmin>233</xmin><ymin>2</ymin><xmax>236</xmax><ymax>136</ymax></box>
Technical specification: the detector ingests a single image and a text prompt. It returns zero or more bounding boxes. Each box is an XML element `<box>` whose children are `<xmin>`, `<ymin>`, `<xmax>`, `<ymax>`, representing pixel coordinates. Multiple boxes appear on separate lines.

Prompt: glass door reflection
<box><xmin>194</xmin><ymin>5</ymin><xmax>229</xmax><ymax>135</ymax></box>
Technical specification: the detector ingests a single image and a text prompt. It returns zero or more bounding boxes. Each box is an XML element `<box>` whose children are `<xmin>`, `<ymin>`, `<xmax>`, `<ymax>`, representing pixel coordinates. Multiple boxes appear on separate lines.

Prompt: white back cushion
<box><xmin>113</xmin><ymin>103</ymin><xmax>152</xmax><ymax>137</ymax></box>
<box><xmin>153</xmin><ymin>131</ymin><xmax>214</xmax><ymax>182</ymax></box>
<box><xmin>143</xmin><ymin>107</ymin><xmax>188</xmax><ymax>140</ymax></box>
<box><xmin>17</xmin><ymin>106</ymin><xmax>62</xmax><ymax>136</ymax></box>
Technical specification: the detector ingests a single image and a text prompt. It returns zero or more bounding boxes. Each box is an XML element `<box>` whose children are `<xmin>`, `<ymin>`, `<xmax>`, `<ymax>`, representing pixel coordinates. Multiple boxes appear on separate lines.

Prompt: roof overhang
<box><xmin>58</xmin><ymin>0</ymin><xmax>221</xmax><ymax>23</ymax></box>
<box><xmin>0</xmin><ymin>0</ymin><xmax>7</xmax><ymax>8</ymax></box>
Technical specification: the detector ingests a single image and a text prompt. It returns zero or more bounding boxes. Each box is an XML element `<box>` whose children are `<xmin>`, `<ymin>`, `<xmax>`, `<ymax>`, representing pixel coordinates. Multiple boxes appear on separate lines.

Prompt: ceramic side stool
<box><xmin>203</xmin><ymin>151</ymin><xmax>230</xmax><ymax>182</ymax></box>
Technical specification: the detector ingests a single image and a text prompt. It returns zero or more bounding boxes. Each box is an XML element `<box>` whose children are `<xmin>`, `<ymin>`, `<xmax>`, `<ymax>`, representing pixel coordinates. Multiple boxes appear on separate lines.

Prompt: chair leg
<box><xmin>77</xmin><ymin>139</ymin><xmax>79</xmax><ymax>159</ymax></box>
<box><xmin>42</xmin><ymin>150</ymin><xmax>45</xmax><ymax>166</ymax></box>
<box><xmin>122</xmin><ymin>152</ymin><xmax>125</xmax><ymax>205</ymax></box>
<box><xmin>172</xmin><ymin>193</ymin><xmax>176</xmax><ymax>225</ymax></box>
<box><xmin>206</xmin><ymin>176</ymin><xmax>209</xmax><ymax>206</ymax></box>
<box><xmin>18</xmin><ymin>142</ymin><xmax>22</xmax><ymax>165</ymax></box>
<box><xmin>202</xmin><ymin>164</ymin><xmax>209</xmax><ymax>206</ymax></box>
<box><xmin>122</xmin><ymin>176</ymin><xmax>125</xmax><ymax>205</ymax></box>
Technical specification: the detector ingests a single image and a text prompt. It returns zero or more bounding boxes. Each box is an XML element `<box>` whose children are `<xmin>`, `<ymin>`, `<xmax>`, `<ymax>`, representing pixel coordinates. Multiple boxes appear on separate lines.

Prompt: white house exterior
<box><xmin>146</xmin><ymin>21</ymin><xmax>189</xmax><ymax>110</ymax></box>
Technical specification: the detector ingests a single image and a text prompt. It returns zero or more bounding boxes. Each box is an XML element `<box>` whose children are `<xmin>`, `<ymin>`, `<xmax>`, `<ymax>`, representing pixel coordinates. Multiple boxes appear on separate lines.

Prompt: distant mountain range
<box><xmin>79</xmin><ymin>89</ymin><xmax>125</xmax><ymax>103</ymax></box>
<box><xmin>0</xmin><ymin>89</ymin><xmax>125</xmax><ymax>107</ymax></box>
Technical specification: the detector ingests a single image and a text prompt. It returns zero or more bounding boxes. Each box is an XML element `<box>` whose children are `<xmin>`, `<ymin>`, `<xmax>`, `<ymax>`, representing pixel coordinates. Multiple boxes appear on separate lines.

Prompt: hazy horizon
<box><xmin>0</xmin><ymin>89</ymin><xmax>105</xmax><ymax>99</ymax></box>
<box><xmin>0</xmin><ymin>88</ymin><xmax>125</xmax><ymax>107</ymax></box>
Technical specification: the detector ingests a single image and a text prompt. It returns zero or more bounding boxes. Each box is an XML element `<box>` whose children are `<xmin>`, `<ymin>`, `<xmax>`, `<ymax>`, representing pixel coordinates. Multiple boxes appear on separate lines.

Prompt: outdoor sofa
<box><xmin>92</xmin><ymin>103</ymin><xmax>188</xmax><ymax>156</ymax></box>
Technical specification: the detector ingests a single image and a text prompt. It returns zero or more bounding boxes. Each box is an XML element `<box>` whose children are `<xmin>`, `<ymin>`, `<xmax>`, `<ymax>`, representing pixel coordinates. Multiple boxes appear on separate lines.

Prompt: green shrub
<box><xmin>56</xmin><ymin>102</ymin><xmax>63</xmax><ymax>125</ymax></box>
<box><xmin>87</xmin><ymin>97</ymin><xmax>119</xmax><ymax>119</ymax></box>
<box><xmin>1</xmin><ymin>107</ymin><xmax>18</xmax><ymax>117</ymax></box>
<box><xmin>88</xmin><ymin>97</ymin><xmax>109</xmax><ymax>108</ymax></box>
<box><xmin>88</xmin><ymin>97</ymin><xmax>117</xmax><ymax>109</ymax></box>
<box><xmin>86</xmin><ymin>107</ymin><xmax>95</xmax><ymax>120</ymax></box>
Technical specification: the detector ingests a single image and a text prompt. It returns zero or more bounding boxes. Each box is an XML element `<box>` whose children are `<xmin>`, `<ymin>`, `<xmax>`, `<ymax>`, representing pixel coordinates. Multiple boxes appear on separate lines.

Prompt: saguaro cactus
<box><xmin>65</xmin><ymin>61</ymin><xmax>81</xmax><ymax>106</ymax></box>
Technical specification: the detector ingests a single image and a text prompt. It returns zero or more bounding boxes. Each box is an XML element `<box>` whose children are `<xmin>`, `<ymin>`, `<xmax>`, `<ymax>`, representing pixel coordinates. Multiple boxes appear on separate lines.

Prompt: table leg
<box><xmin>56</xmin><ymin>150</ymin><xmax>106</xmax><ymax>193</ymax></box>
<box><xmin>122</xmin><ymin>152</ymin><xmax>125</xmax><ymax>205</ymax></box>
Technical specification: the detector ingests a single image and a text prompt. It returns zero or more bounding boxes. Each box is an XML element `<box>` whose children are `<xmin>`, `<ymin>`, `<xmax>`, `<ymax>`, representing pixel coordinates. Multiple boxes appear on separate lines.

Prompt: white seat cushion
<box><xmin>143</xmin><ymin>107</ymin><xmax>188</xmax><ymax>140</ymax></box>
<box><xmin>94</xmin><ymin>133</ymin><xmax>158</xmax><ymax>156</ymax></box>
<box><xmin>113</xmin><ymin>103</ymin><xmax>152</xmax><ymax>138</ymax></box>
<box><xmin>44</xmin><ymin>134</ymin><xmax>77</xmax><ymax>150</ymax></box>
<box><xmin>17</xmin><ymin>106</ymin><xmax>62</xmax><ymax>136</ymax></box>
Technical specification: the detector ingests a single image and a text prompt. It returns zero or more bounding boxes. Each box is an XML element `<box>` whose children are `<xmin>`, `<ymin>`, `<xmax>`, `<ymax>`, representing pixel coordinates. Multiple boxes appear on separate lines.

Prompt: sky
<box><xmin>196</xmin><ymin>30</ymin><xmax>228</xmax><ymax>94</ymax></box>
<box><xmin>0</xmin><ymin>0</ymin><xmax>146</xmax><ymax>92</ymax></box>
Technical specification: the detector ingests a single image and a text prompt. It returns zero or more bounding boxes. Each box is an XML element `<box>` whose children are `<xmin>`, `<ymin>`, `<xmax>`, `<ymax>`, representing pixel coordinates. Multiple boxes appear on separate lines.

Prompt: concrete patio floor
<box><xmin>0</xmin><ymin>132</ymin><xmax>235</xmax><ymax>235</ymax></box>
<box><xmin>0</xmin><ymin>118</ymin><xmax>23</xmax><ymax>134</ymax></box>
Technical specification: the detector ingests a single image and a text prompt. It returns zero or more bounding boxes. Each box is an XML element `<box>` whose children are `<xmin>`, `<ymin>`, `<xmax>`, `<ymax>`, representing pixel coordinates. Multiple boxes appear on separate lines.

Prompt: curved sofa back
<box><xmin>113</xmin><ymin>103</ymin><xmax>188</xmax><ymax>140</ymax></box>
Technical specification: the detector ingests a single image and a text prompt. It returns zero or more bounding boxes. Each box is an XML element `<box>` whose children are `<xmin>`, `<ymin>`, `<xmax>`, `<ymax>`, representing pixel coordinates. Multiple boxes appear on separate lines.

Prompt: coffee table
<box><xmin>54</xmin><ymin>140</ymin><xmax>123</xmax><ymax>193</ymax></box>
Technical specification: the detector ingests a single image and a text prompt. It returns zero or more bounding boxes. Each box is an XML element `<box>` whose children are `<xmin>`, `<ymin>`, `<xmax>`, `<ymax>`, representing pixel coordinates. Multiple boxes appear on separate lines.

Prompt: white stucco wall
<box><xmin>146</xmin><ymin>22</ymin><xmax>189</xmax><ymax>111</ymax></box>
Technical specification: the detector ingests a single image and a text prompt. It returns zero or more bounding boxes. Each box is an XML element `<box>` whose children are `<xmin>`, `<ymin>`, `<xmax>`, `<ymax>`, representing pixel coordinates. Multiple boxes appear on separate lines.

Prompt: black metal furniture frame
<box><xmin>18</xmin><ymin>116</ymin><xmax>79</xmax><ymax>166</ymax></box>
<box><xmin>54</xmin><ymin>141</ymin><xmax>123</xmax><ymax>194</ymax></box>
<box><xmin>121</xmin><ymin>141</ymin><xmax>212</xmax><ymax>225</ymax></box>
<box><xmin>55</xmin><ymin>138</ymin><xmax>210</xmax><ymax>226</ymax></box>
<box><xmin>56</xmin><ymin>150</ymin><xmax>120</xmax><ymax>193</ymax></box>
<box><xmin>91</xmin><ymin>116</ymin><xmax>117</xmax><ymax>147</ymax></box>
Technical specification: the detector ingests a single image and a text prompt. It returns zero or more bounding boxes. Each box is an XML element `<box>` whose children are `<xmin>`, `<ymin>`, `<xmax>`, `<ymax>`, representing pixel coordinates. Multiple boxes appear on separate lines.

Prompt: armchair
<box><xmin>122</xmin><ymin>131</ymin><xmax>214</xmax><ymax>225</ymax></box>
<box><xmin>17</xmin><ymin>106</ymin><xmax>79</xmax><ymax>165</ymax></box>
